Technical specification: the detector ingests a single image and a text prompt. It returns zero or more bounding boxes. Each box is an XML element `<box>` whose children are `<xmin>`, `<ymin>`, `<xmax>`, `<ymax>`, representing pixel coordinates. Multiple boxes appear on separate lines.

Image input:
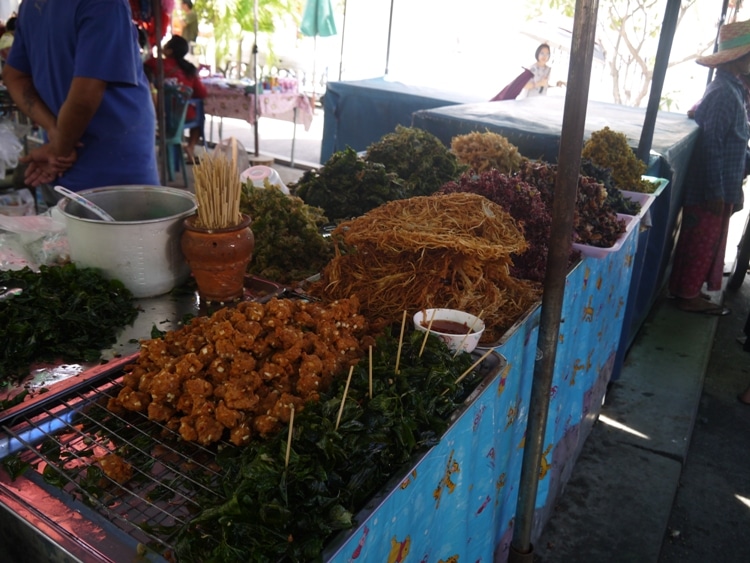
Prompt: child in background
<box><xmin>145</xmin><ymin>35</ymin><xmax>207</xmax><ymax>163</ymax></box>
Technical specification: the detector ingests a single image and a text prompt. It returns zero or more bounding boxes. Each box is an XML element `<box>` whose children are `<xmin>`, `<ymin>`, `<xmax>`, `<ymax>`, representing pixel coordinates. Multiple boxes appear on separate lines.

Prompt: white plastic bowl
<box><xmin>413</xmin><ymin>308</ymin><xmax>486</xmax><ymax>354</ymax></box>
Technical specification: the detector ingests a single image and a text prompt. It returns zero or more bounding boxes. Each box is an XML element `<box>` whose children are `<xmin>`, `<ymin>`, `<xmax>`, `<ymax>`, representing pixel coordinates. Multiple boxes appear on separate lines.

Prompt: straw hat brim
<box><xmin>696</xmin><ymin>44</ymin><xmax>750</xmax><ymax>67</ymax></box>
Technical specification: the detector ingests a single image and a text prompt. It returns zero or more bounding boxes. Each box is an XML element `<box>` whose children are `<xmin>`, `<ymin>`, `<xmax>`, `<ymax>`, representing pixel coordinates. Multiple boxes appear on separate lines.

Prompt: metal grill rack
<box><xmin>0</xmin><ymin>341</ymin><xmax>505</xmax><ymax>562</ymax></box>
<box><xmin>0</xmin><ymin>361</ymin><xmax>230</xmax><ymax>561</ymax></box>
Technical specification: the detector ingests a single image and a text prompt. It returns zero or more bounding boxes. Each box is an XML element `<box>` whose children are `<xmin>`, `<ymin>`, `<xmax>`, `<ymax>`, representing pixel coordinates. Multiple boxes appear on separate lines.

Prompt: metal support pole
<box><xmin>708</xmin><ymin>0</ymin><xmax>732</xmax><ymax>85</ymax></box>
<box><xmin>509</xmin><ymin>0</ymin><xmax>600</xmax><ymax>560</ymax></box>
<box><xmin>385</xmin><ymin>0</ymin><xmax>395</xmax><ymax>75</ymax></box>
<box><xmin>153</xmin><ymin>0</ymin><xmax>167</xmax><ymax>185</ymax></box>
<box><xmin>252</xmin><ymin>0</ymin><xmax>260</xmax><ymax>157</ymax></box>
<box><xmin>636</xmin><ymin>0</ymin><xmax>681</xmax><ymax>164</ymax></box>
<box><xmin>291</xmin><ymin>107</ymin><xmax>298</xmax><ymax>168</ymax></box>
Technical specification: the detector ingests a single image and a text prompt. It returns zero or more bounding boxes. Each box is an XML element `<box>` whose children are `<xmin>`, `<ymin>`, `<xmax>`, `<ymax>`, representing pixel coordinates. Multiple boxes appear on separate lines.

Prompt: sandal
<box><xmin>675</xmin><ymin>297</ymin><xmax>731</xmax><ymax>316</ymax></box>
<box><xmin>679</xmin><ymin>305</ymin><xmax>732</xmax><ymax>316</ymax></box>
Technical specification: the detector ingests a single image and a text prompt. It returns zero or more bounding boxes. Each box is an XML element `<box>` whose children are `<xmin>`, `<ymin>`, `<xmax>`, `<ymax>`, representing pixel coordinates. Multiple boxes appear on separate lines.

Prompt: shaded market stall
<box><xmin>0</xmin><ymin>1</ymin><xmax>734</xmax><ymax>562</ymax></box>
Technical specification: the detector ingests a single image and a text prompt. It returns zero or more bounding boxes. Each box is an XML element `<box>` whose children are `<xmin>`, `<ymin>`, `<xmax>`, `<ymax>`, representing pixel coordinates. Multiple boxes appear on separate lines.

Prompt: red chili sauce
<box><xmin>421</xmin><ymin>319</ymin><xmax>473</xmax><ymax>335</ymax></box>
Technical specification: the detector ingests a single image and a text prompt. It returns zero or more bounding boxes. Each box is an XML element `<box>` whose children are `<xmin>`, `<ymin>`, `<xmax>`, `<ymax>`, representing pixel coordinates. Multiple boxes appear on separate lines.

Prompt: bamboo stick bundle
<box><xmin>192</xmin><ymin>138</ymin><xmax>243</xmax><ymax>229</ymax></box>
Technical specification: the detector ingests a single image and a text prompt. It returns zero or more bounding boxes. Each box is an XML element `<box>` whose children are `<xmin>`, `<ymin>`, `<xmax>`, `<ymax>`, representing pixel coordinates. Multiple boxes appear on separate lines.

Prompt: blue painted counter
<box><xmin>323</xmin><ymin>313</ymin><xmax>537</xmax><ymax>562</ymax></box>
<box><xmin>322</xmin><ymin>215</ymin><xmax>639</xmax><ymax>561</ymax></box>
<box><xmin>534</xmin><ymin>223</ymin><xmax>639</xmax><ymax>533</ymax></box>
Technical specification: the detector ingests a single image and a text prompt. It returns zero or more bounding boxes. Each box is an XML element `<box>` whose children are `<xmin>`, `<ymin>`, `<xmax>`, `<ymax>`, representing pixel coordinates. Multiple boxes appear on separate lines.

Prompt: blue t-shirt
<box><xmin>8</xmin><ymin>0</ymin><xmax>159</xmax><ymax>191</ymax></box>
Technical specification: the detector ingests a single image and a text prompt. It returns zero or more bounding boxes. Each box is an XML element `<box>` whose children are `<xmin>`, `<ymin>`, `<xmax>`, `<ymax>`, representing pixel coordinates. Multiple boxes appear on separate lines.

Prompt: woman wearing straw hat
<box><xmin>669</xmin><ymin>19</ymin><xmax>750</xmax><ymax>316</ymax></box>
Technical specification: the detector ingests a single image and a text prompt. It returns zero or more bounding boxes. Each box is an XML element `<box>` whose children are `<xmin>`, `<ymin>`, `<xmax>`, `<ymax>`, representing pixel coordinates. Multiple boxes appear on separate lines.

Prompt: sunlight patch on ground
<box><xmin>736</xmin><ymin>495</ymin><xmax>750</xmax><ymax>510</ymax></box>
<box><xmin>598</xmin><ymin>414</ymin><xmax>650</xmax><ymax>440</ymax></box>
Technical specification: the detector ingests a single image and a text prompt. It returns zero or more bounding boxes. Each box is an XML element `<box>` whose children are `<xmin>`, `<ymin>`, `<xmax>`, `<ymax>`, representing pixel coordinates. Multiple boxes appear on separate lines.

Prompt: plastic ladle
<box><xmin>54</xmin><ymin>185</ymin><xmax>116</xmax><ymax>222</ymax></box>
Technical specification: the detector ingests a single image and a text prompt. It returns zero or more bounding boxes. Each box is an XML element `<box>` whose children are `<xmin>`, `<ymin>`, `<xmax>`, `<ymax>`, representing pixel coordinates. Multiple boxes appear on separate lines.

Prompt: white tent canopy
<box><xmin>0</xmin><ymin>0</ymin><xmax>19</xmax><ymax>21</ymax></box>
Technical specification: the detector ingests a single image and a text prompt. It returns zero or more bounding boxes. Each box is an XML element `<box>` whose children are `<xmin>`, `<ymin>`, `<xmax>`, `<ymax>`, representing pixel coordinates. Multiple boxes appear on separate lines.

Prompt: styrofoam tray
<box><xmin>620</xmin><ymin>190</ymin><xmax>656</xmax><ymax>219</ymax></box>
<box><xmin>642</xmin><ymin>175</ymin><xmax>669</xmax><ymax>196</ymax></box>
<box><xmin>571</xmin><ymin>213</ymin><xmax>638</xmax><ymax>259</ymax></box>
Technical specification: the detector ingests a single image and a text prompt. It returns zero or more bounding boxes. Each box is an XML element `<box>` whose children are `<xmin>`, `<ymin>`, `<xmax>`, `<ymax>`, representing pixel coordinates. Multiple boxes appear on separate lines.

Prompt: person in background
<box><xmin>145</xmin><ymin>35</ymin><xmax>207</xmax><ymax>163</ymax></box>
<box><xmin>668</xmin><ymin>19</ymin><xmax>750</xmax><ymax>315</ymax></box>
<box><xmin>0</xmin><ymin>16</ymin><xmax>16</xmax><ymax>65</ymax></box>
<box><xmin>523</xmin><ymin>43</ymin><xmax>552</xmax><ymax>97</ymax></box>
<box><xmin>181</xmin><ymin>1</ymin><xmax>199</xmax><ymax>44</ymax></box>
<box><xmin>2</xmin><ymin>0</ymin><xmax>158</xmax><ymax>196</ymax></box>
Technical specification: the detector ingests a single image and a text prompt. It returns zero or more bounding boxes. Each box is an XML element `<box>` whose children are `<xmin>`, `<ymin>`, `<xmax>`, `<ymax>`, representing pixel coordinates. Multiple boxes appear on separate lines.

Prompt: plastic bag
<box><xmin>0</xmin><ymin>188</ymin><xmax>36</xmax><ymax>216</ymax></box>
<box><xmin>0</xmin><ymin>120</ymin><xmax>26</xmax><ymax>180</ymax></box>
<box><xmin>212</xmin><ymin>137</ymin><xmax>251</xmax><ymax>175</ymax></box>
<box><xmin>240</xmin><ymin>165</ymin><xmax>290</xmax><ymax>194</ymax></box>
<box><xmin>0</xmin><ymin>212</ymin><xmax>69</xmax><ymax>270</ymax></box>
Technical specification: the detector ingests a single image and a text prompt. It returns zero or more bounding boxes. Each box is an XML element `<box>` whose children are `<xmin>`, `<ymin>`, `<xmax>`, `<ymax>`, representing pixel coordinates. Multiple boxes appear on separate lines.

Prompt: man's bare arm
<box><xmin>52</xmin><ymin>76</ymin><xmax>107</xmax><ymax>156</ymax></box>
<box><xmin>2</xmin><ymin>63</ymin><xmax>57</xmax><ymax>132</ymax></box>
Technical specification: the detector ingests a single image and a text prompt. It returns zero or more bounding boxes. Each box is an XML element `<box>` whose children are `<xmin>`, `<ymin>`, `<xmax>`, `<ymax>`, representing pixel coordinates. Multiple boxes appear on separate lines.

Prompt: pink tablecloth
<box><xmin>203</xmin><ymin>82</ymin><xmax>313</xmax><ymax>131</ymax></box>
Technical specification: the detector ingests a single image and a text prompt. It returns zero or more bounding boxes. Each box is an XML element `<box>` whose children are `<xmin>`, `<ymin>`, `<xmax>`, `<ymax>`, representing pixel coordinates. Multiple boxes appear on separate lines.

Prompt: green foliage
<box><xmin>195</xmin><ymin>0</ymin><xmax>297</xmax><ymax>73</ymax></box>
<box><xmin>0</xmin><ymin>264</ymin><xmax>139</xmax><ymax>384</ymax></box>
<box><xmin>292</xmin><ymin>147</ymin><xmax>405</xmax><ymax>222</ymax></box>
<box><xmin>365</xmin><ymin>126</ymin><xmax>466</xmax><ymax>197</ymax></box>
<box><xmin>239</xmin><ymin>183</ymin><xmax>334</xmax><ymax>284</ymax></box>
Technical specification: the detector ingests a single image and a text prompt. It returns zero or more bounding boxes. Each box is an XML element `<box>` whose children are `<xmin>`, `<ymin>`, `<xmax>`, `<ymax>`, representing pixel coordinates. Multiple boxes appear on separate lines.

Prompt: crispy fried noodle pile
<box><xmin>310</xmin><ymin>192</ymin><xmax>541</xmax><ymax>343</ymax></box>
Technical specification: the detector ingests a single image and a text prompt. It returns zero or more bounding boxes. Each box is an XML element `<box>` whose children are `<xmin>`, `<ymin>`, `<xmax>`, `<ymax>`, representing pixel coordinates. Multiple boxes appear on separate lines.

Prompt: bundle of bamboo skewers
<box><xmin>192</xmin><ymin>138</ymin><xmax>244</xmax><ymax>230</ymax></box>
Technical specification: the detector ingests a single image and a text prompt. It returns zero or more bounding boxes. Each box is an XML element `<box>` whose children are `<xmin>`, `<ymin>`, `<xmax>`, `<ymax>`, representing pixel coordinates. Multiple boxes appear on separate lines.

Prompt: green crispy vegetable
<box><xmin>291</xmin><ymin>147</ymin><xmax>404</xmax><ymax>222</ymax></box>
<box><xmin>0</xmin><ymin>264</ymin><xmax>139</xmax><ymax>384</ymax></box>
<box><xmin>580</xmin><ymin>159</ymin><xmax>641</xmax><ymax>215</ymax></box>
<box><xmin>365</xmin><ymin>125</ymin><xmax>466</xmax><ymax>196</ymax></box>
<box><xmin>239</xmin><ymin>183</ymin><xmax>334</xmax><ymax>284</ymax></box>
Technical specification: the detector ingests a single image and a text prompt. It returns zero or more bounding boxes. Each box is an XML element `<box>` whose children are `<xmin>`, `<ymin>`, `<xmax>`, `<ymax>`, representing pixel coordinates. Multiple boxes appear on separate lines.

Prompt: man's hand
<box><xmin>20</xmin><ymin>143</ymin><xmax>77</xmax><ymax>187</ymax></box>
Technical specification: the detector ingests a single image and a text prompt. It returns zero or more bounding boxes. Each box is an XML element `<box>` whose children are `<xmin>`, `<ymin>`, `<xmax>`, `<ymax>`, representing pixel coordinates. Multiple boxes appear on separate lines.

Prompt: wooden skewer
<box><xmin>441</xmin><ymin>347</ymin><xmax>495</xmax><ymax>397</ymax></box>
<box><xmin>452</xmin><ymin>310</ymin><xmax>485</xmax><ymax>358</ymax></box>
<box><xmin>394</xmin><ymin>310</ymin><xmax>407</xmax><ymax>374</ymax></box>
<box><xmin>418</xmin><ymin>309</ymin><xmax>437</xmax><ymax>357</ymax></box>
<box><xmin>284</xmin><ymin>404</ymin><xmax>295</xmax><ymax>469</ymax></box>
<box><xmin>456</xmin><ymin>347</ymin><xmax>494</xmax><ymax>385</ymax></box>
<box><xmin>368</xmin><ymin>345</ymin><xmax>373</xmax><ymax>398</ymax></box>
<box><xmin>335</xmin><ymin>365</ymin><xmax>355</xmax><ymax>431</ymax></box>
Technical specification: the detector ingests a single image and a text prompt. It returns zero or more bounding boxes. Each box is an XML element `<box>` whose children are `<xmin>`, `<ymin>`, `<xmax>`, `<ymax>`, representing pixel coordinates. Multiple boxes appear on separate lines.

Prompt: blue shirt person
<box><xmin>2</xmin><ymin>0</ymin><xmax>159</xmax><ymax>192</ymax></box>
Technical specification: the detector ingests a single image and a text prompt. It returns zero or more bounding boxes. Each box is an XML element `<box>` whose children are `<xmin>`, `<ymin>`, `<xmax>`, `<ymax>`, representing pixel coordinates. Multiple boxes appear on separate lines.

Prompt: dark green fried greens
<box><xmin>365</xmin><ymin>125</ymin><xmax>466</xmax><ymax>196</ymax></box>
<box><xmin>580</xmin><ymin>158</ymin><xmax>641</xmax><ymax>216</ymax></box>
<box><xmin>291</xmin><ymin>147</ymin><xmax>404</xmax><ymax>222</ymax></box>
<box><xmin>240</xmin><ymin>184</ymin><xmax>334</xmax><ymax>284</ymax></box>
<box><xmin>0</xmin><ymin>264</ymin><xmax>139</xmax><ymax>384</ymax></box>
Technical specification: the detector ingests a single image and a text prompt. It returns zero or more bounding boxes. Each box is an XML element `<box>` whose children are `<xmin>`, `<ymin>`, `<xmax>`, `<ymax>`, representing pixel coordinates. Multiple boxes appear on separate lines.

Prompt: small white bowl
<box><xmin>413</xmin><ymin>308</ymin><xmax>486</xmax><ymax>354</ymax></box>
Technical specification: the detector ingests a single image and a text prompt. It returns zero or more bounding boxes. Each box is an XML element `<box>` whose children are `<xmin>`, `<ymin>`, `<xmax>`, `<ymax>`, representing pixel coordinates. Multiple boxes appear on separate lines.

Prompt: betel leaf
<box><xmin>2</xmin><ymin>454</ymin><xmax>31</xmax><ymax>480</ymax></box>
<box><xmin>0</xmin><ymin>264</ymin><xmax>139</xmax><ymax>386</ymax></box>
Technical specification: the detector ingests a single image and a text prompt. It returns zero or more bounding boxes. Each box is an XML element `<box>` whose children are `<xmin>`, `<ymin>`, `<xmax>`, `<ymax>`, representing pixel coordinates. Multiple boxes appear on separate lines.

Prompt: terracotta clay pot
<box><xmin>180</xmin><ymin>214</ymin><xmax>255</xmax><ymax>303</ymax></box>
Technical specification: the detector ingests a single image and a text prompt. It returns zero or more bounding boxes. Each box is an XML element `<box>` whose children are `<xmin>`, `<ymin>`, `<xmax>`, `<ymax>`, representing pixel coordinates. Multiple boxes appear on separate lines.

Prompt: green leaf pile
<box><xmin>0</xmin><ymin>264</ymin><xmax>139</xmax><ymax>384</ymax></box>
<box><xmin>239</xmin><ymin>184</ymin><xmax>334</xmax><ymax>284</ymax></box>
<box><xmin>291</xmin><ymin>147</ymin><xmax>404</xmax><ymax>222</ymax></box>
<box><xmin>366</xmin><ymin>125</ymin><xmax>467</xmax><ymax>196</ymax></box>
